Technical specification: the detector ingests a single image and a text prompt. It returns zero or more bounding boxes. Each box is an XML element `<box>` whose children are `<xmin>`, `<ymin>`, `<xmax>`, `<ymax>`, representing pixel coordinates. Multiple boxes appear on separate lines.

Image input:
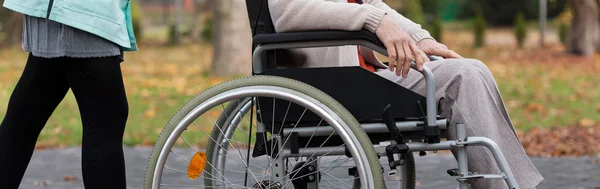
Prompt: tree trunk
<box><xmin>568</xmin><ymin>0</ymin><xmax>600</xmax><ymax>56</ymax></box>
<box><xmin>211</xmin><ymin>0</ymin><xmax>252</xmax><ymax>76</ymax></box>
<box><xmin>189</xmin><ymin>5</ymin><xmax>205</xmax><ymax>42</ymax></box>
<box><xmin>598</xmin><ymin>0</ymin><xmax>600</xmax><ymax>52</ymax></box>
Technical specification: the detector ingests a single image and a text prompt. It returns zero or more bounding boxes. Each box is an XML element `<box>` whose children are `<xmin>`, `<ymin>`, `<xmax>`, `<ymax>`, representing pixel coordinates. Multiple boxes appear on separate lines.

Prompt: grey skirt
<box><xmin>22</xmin><ymin>15</ymin><xmax>123</xmax><ymax>60</ymax></box>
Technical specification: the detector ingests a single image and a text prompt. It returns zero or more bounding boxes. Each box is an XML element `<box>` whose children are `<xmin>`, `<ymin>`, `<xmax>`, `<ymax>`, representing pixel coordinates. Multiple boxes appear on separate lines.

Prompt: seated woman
<box><xmin>268</xmin><ymin>0</ymin><xmax>543</xmax><ymax>188</ymax></box>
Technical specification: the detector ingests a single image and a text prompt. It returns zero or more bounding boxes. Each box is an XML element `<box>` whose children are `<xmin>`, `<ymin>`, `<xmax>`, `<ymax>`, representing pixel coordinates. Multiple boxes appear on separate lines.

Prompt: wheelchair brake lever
<box><xmin>417</xmin><ymin>100</ymin><xmax>427</xmax><ymax>122</ymax></box>
<box><xmin>382</xmin><ymin>104</ymin><xmax>405</xmax><ymax>144</ymax></box>
<box><xmin>382</xmin><ymin>105</ymin><xmax>410</xmax><ymax>171</ymax></box>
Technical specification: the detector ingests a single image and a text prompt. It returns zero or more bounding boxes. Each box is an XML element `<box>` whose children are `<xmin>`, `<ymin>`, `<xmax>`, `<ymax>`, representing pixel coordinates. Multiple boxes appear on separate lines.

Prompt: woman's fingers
<box><xmin>401</xmin><ymin>43</ymin><xmax>412</xmax><ymax>78</ymax></box>
<box><xmin>410</xmin><ymin>42</ymin><xmax>426</xmax><ymax>71</ymax></box>
<box><xmin>385</xmin><ymin>44</ymin><xmax>397</xmax><ymax>72</ymax></box>
<box><xmin>375</xmin><ymin>15</ymin><xmax>439</xmax><ymax>76</ymax></box>
<box><xmin>422</xmin><ymin>52</ymin><xmax>431</xmax><ymax>62</ymax></box>
<box><xmin>395</xmin><ymin>43</ymin><xmax>405</xmax><ymax>76</ymax></box>
<box><xmin>447</xmin><ymin>50</ymin><xmax>464</xmax><ymax>59</ymax></box>
<box><xmin>433</xmin><ymin>48</ymin><xmax>463</xmax><ymax>59</ymax></box>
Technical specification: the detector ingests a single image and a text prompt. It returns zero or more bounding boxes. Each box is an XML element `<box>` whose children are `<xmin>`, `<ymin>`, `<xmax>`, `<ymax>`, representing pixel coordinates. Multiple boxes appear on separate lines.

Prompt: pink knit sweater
<box><xmin>268</xmin><ymin>0</ymin><xmax>434</xmax><ymax>68</ymax></box>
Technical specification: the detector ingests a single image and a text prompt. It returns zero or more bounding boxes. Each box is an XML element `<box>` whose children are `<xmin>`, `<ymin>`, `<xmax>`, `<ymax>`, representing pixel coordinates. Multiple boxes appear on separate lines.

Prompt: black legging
<box><xmin>0</xmin><ymin>54</ymin><xmax>128</xmax><ymax>189</ymax></box>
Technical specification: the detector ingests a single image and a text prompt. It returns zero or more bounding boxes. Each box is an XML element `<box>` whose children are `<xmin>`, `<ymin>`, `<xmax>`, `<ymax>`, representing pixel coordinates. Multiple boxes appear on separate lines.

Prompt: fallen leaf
<box><xmin>525</xmin><ymin>103</ymin><xmax>544</xmax><ymax>113</ymax></box>
<box><xmin>33</xmin><ymin>180</ymin><xmax>53</xmax><ymax>187</ymax></box>
<box><xmin>144</xmin><ymin>109</ymin><xmax>156</xmax><ymax>119</ymax></box>
<box><xmin>140</xmin><ymin>89</ymin><xmax>151</xmax><ymax>97</ymax></box>
<box><xmin>520</xmin><ymin>124</ymin><xmax>600</xmax><ymax>157</ymax></box>
<box><xmin>579</xmin><ymin>118</ymin><xmax>595</xmax><ymax>127</ymax></box>
<box><xmin>64</xmin><ymin>176</ymin><xmax>78</xmax><ymax>181</ymax></box>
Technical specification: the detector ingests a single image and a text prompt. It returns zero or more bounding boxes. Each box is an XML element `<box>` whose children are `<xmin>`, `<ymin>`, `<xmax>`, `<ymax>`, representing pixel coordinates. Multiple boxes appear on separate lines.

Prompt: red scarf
<box><xmin>348</xmin><ymin>0</ymin><xmax>375</xmax><ymax>72</ymax></box>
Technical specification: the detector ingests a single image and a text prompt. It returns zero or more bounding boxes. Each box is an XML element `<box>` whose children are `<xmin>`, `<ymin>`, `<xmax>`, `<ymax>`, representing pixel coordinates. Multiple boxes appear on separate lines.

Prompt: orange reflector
<box><xmin>187</xmin><ymin>152</ymin><xmax>207</xmax><ymax>180</ymax></box>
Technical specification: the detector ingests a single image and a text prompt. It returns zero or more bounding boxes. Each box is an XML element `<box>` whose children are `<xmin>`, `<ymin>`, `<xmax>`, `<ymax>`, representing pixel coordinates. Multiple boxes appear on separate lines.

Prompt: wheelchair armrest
<box><xmin>253</xmin><ymin>30</ymin><xmax>384</xmax><ymax>47</ymax></box>
<box><xmin>252</xmin><ymin>29</ymin><xmax>439</xmax><ymax>128</ymax></box>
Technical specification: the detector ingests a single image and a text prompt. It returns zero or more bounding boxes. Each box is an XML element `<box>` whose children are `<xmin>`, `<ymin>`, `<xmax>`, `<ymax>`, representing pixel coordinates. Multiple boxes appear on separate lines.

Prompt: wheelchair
<box><xmin>143</xmin><ymin>1</ymin><xmax>519</xmax><ymax>188</ymax></box>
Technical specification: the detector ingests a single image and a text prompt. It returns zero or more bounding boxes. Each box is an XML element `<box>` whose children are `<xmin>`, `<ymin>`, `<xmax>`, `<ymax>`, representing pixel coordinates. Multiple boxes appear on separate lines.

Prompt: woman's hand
<box><xmin>376</xmin><ymin>15</ymin><xmax>429</xmax><ymax>78</ymax></box>
<box><xmin>416</xmin><ymin>39</ymin><xmax>463</xmax><ymax>59</ymax></box>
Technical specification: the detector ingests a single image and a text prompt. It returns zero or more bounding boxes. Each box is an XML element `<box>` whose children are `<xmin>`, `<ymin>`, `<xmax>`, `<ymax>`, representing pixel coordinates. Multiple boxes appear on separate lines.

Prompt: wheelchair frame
<box><xmin>250</xmin><ymin>33</ymin><xmax>520</xmax><ymax>189</ymax></box>
<box><xmin>143</xmin><ymin>1</ymin><xmax>524</xmax><ymax>188</ymax></box>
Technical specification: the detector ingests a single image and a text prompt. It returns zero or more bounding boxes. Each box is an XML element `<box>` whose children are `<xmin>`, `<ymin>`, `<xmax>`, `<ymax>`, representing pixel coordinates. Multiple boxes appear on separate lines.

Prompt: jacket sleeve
<box><xmin>363</xmin><ymin>0</ymin><xmax>434</xmax><ymax>43</ymax></box>
<box><xmin>268</xmin><ymin>0</ymin><xmax>387</xmax><ymax>33</ymax></box>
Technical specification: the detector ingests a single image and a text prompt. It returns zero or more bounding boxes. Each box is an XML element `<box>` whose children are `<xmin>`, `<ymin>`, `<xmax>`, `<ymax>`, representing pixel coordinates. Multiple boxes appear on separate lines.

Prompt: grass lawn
<box><xmin>0</xmin><ymin>27</ymin><xmax>599</xmax><ymax>149</ymax></box>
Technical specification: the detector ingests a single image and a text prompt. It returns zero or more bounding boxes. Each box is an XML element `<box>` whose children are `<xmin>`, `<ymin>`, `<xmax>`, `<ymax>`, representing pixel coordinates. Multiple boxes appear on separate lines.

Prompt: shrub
<box><xmin>420</xmin><ymin>0</ymin><xmax>440</xmax><ymax>17</ymax></box>
<box><xmin>131</xmin><ymin>0</ymin><xmax>143</xmax><ymax>41</ymax></box>
<box><xmin>168</xmin><ymin>24</ymin><xmax>180</xmax><ymax>45</ymax></box>
<box><xmin>558</xmin><ymin>22</ymin><xmax>569</xmax><ymax>46</ymax></box>
<box><xmin>420</xmin><ymin>0</ymin><xmax>443</xmax><ymax>42</ymax></box>
<box><xmin>202</xmin><ymin>17</ymin><xmax>212</xmax><ymax>43</ymax></box>
<box><xmin>513</xmin><ymin>11</ymin><xmax>527</xmax><ymax>48</ymax></box>
<box><xmin>555</xmin><ymin>8</ymin><xmax>572</xmax><ymax>47</ymax></box>
<box><xmin>400</xmin><ymin>0</ymin><xmax>426</xmax><ymax>25</ymax></box>
<box><xmin>457</xmin><ymin>0</ymin><xmax>567</xmax><ymax>26</ymax></box>
<box><xmin>472</xmin><ymin>11</ymin><xmax>487</xmax><ymax>48</ymax></box>
<box><xmin>429</xmin><ymin>17</ymin><xmax>443</xmax><ymax>42</ymax></box>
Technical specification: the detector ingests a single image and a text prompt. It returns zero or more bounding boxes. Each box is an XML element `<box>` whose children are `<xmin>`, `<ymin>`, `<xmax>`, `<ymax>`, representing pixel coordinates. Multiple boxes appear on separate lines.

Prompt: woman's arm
<box><xmin>363</xmin><ymin>0</ymin><xmax>434</xmax><ymax>43</ymax></box>
<box><xmin>269</xmin><ymin>0</ymin><xmax>429</xmax><ymax>78</ymax></box>
<box><xmin>268</xmin><ymin>0</ymin><xmax>386</xmax><ymax>33</ymax></box>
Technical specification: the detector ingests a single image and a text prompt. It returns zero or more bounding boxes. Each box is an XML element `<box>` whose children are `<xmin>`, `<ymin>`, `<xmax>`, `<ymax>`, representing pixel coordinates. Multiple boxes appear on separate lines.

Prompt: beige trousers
<box><xmin>375</xmin><ymin>59</ymin><xmax>544</xmax><ymax>189</ymax></box>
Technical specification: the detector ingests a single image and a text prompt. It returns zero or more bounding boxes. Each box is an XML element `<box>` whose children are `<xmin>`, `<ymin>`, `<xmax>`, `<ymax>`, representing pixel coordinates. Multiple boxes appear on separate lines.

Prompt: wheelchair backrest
<box><xmin>246</xmin><ymin>0</ymin><xmax>276</xmax><ymax>37</ymax></box>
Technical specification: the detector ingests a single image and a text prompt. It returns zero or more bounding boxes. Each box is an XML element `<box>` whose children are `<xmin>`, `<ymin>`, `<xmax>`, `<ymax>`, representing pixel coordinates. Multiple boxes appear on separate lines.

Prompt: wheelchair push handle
<box><xmin>409</xmin><ymin>59</ymin><xmax>438</xmax><ymax>128</ymax></box>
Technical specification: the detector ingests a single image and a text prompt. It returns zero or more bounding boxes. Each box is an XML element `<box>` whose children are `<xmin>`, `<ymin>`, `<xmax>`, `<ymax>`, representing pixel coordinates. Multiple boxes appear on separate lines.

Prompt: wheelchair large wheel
<box><xmin>144</xmin><ymin>76</ymin><xmax>385</xmax><ymax>189</ymax></box>
<box><xmin>209</xmin><ymin>99</ymin><xmax>417</xmax><ymax>189</ymax></box>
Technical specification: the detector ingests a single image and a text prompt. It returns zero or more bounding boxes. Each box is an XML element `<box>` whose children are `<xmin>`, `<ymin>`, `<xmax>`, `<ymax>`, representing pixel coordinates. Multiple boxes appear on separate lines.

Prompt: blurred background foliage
<box><xmin>0</xmin><ymin>0</ymin><xmax>599</xmax><ymax>155</ymax></box>
<box><xmin>0</xmin><ymin>0</ymin><xmax>581</xmax><ymax>48</ymax></box>
<box><xmin>454</xmin><ymin>0</ymin><xmax>567</xmax><ymax>25</ymax></box>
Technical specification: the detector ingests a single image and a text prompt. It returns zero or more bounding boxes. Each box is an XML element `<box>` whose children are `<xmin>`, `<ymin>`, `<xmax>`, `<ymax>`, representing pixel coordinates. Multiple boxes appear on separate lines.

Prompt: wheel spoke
<box><xmin>148</xmin><ymin>79</ymin><xmax>384</xmax><ymax>188</ymax></box>
<box><xmin>169</xmin><ymin>150</ymin><xmax>190</xmax><ymax>163</ymax></box>
<box><xmin>277</xmin><ymin>143</ymin><xmax>346</xmax><ymax>188</ymax></box>
<box><xmin>192</xmin><ymin>122</ymin><xmax>264</xmax><ymax>183</ymax></box>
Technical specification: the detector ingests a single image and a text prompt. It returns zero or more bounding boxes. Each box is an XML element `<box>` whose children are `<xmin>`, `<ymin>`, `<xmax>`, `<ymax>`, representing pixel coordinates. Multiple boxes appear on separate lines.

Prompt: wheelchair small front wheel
<box><xmin>143</xmin><ymin>76</ymin><xmax>385</xmax><ymax>189</ymax></box>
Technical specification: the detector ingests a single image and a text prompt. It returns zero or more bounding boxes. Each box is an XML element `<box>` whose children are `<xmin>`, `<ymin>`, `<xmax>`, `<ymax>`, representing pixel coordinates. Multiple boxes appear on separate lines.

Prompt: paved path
<box><xmin>19</xmin><ymin>147</ymin><xmax>600</xmax><ymax>189</ymax></box>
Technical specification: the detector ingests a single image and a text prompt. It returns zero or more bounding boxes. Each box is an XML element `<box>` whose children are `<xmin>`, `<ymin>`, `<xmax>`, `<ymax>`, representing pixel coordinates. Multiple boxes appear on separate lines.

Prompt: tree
<box><xmin>211</xmin><ymin>0</ymin><xmax>252</xmax><ymax>76</ymax></box>
<box><xmin>568</xmin><ymin>0</ymin><xmax>599</xmax><ymax>56</ymax></box>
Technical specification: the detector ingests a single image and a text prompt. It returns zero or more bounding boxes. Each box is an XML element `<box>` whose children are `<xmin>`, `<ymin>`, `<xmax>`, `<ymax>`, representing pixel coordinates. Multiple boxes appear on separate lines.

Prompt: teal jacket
<box><xmin>3</xmin><ymin>0</ymin><xmax>138</xmax><ymax>51</ymax></box>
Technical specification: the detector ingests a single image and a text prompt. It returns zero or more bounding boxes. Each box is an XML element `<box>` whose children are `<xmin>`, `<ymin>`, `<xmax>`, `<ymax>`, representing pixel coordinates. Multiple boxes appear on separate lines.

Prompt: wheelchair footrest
<box><xmin>448</xmin><ymin>169</ymin><xmax>507</xmax><ymax>181</ymax></box>
<box><xmin>458</xmin><ymin>174</ymin><xmax>507</xmax><ymax>181</ymax></box>
<box><xmin>447</xmin><ymin>168</ymin><xmax>461</xmax><ymax>176</ymax></box>
<box><xmin>447</xmin><ymin>168</ymin><xmax>474</xmax><ymax>177</ymax></box>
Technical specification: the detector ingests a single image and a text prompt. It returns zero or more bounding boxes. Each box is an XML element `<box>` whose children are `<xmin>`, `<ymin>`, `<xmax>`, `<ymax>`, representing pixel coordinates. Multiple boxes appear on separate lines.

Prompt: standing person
<box><xmin>268</xmin><ymin>0</ymin><xmax>544</xmax><ymax>188</ymax></box>
<box><xmin>0</xmin><ymin>0</ymin><xmax>137</xmax><ymax>188</ymax></box>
